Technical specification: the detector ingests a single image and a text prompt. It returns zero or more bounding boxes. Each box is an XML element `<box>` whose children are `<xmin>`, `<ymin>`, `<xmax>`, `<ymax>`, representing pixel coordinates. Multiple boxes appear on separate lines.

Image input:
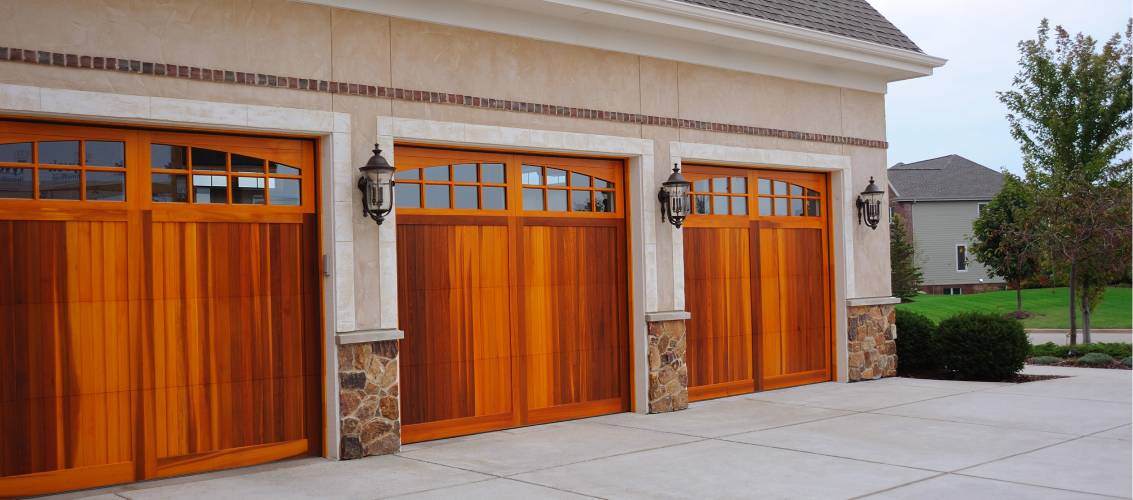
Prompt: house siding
<box><xmin>908</xmin><ymin>200</ymin><xmax>1003</xmax><ymax>286</ymax></box>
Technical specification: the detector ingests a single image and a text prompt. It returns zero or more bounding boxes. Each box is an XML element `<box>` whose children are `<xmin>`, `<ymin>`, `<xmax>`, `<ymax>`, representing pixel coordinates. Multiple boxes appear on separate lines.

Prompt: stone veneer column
<box><xmin>645</xmin><ymin>313</ymin><xmax>691</xmax><ymax>413</ymax></box>
<box><xmin>847</xmin><ymin>304</ymin><xmax>897</xmax><ymax>381</ymax></box>
<box><xmin>337</xmin><ymin>339</ymin><xmax>400</xmax><ymax>459</ymax></box>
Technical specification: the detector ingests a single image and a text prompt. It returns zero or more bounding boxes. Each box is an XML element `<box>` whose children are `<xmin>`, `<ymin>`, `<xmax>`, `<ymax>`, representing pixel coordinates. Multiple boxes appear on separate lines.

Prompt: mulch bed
<box><xmin>900</xmin><ymin>369</ymin><xmax>1068</xmax><ymax>384</ymax></box>
<box><xmin>1026</xmin><ymin>358</ymin><xmax>1132</xmax><ymax>370</ymax></box>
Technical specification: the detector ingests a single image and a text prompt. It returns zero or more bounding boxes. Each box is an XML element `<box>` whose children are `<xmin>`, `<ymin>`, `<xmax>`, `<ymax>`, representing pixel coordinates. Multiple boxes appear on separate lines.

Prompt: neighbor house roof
<box><xmin>674</xmin><ymin>0</ymin><xmax>922</xmax><ymax>52</ymax></box>
<box><xmin>888</xmin><ymin>154</ymin><xmax>1004</xmax><ymax>201</ymax></box>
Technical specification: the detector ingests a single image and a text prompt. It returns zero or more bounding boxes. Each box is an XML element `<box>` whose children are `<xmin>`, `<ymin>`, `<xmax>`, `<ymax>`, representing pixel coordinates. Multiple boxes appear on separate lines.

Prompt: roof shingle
<box><xmin>674</xmin><ymin>0</ymin><xmax>922</xmax><ymax>53</ymax></box>
<box><xmin>889</xmin><ymin>155</ymin><xmax>1005</xmax><ymax>201</ymax></box>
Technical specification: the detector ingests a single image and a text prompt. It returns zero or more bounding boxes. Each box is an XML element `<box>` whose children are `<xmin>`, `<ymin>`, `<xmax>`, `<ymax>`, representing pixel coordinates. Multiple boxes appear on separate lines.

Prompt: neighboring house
<box><xmin>889</xmin><ymin>155</ymin><xmax>1006</xmax><ymax>295</ymax></box>
<box><xmin>0</xmin><ymin>0</ymin><xmax>943</xmax><ymax>495</ymax></box>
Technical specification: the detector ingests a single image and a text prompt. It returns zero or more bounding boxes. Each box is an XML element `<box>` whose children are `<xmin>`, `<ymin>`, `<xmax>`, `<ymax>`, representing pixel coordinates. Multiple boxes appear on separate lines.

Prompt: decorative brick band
<box><xmin>0</xmin><ymin>46</ymin><xmax>887</xmax><ymax>149</ymax></box>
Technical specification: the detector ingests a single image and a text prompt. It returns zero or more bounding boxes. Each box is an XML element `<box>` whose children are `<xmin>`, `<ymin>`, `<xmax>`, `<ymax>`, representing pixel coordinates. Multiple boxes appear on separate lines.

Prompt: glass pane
<box><xmin>773</xmin><ymin>180</ymin><xmax>787</xmax><ymax>195</ymax></box>
<box><xmin>481</xmin><ymin>163</ymin><xmax>505</xmax><ymax>184</ymax></box>
<box><xmin>570</xmin><ymin>172</ymin><xmax>591</xmax><ymax>187</ymax></box>
<box><xmin>269</xmin><ymin>178</ymin><xmax>301</xmax><ymax>206</ymax></box>
<box><xmin>713</xmin><ymin>195</ymin><xmax>729</xmax><ymax>215</ymax></box>
<box><xmin>86</xmin><ymin>171</ymin><xmax>125</xmax><ymax>201</ymax></box>
<box><xmin>594</xmin><ymin>178</ymin><xmax>612</xmax><ymax>189</ymax></box>
<box><xmin>39</xmin><ymin>169</ymin><xmax>81</xmax><ymax>199</ymax></box>
<box><xmin>571</xmin><ymin>190</ymin><xmax>592</xmax><ymax>211</ymax></box>
<box><xmin>395</xmin><ymin>183</ymin><xmax>420</xmax><ymax>208</ymax></box>
<box><xmin>522</xmin><ymin>188</ymin><xmax>543</xmax><ymax>211</ymax></box>
<box><xmin>423</xmin><ymin>165</ymin><xmax>449</xmax><ymax>181</ymax></box>
<box><xmin>482</xmin><ymin>187</ymin><xmax>506</xmax><ymax>210</ymax></box>
<box><xmin>233</xmin><ymin>177</ymin><xmax>266</xmax><ymax>204</ymax></box>
<box><xmin>758</xmin><ymin>197</ymin><xmax>772</xmax><ymax>216</ymax></box>
<box><xmin>547</xmin><ymin>189</ymin><xmax>567</xmax><ymax>211</ymax></box>
<box><xmin>151</xmin><ymin>173</ymin><xmax>187</xmax><ymax>202</ymax></box>
<box><xmin>757</xmin><ymin>178</ymin><xmax>771</xmax><ymax>194</ymax></box>
<box><xmin>731</xmin><ymin>177</ymin><xmax>747</xmax><ymax>194</ymax></box>
<box><xmin>0</xmin><ymin>168</ymin><xmax>33</xmax><ymax>198</ymax></box>
<box><xmin>731</xmin><ymin>196</ymin><xmax>748</xmax><ymax>215</ymax></box>
<box><xmin>791</xmin><ymin>198</ymin><xmax>804</xmax><ymax>216</ymax></box>
<box><xmin>425</xmin><ymin>184</ymin><xmax>449</xmax><ymax>208</ymax></box>
<box><xmin>774</xmin><ymin>197</ymin><xmax>788</xmax><ymax>215</ymax></box>
<box><xmin>695</xmin><ymin>194</ymin><xmax>710</xmax><ymax>214</ymax></box>
<box><xmin>192</xmin><ymin>174</ymin><xmax>227</xmax><ymax>203</ymax></box>
<box><xmin>521</xmin><ymin>165</ymin><xmax>542</xmax><ymax>185</ymax></box>
<box><xmin>232</xmin><ymin>154</ymin><xmax>265</xmax><ymax>173</ymax></box>
<box><xmin>192</xmin><ymin>148</ymin><xmax>226</xmax><ymax>171</ymax></box>
<box><xmin>711</xmin><ymin>177</ymin><xmax>727</xmax><ymax>193</ymax></box>
<box><xmin>790</xmin><ymin>184</ymin><xmax>803</xmax><ymax>196</ymax></box>
<box><xmin>85</xmin><ymin>141</ymin><xmax>125</xmax><ymax>167</ymax></box>
<box><xmin>594</xmin><ymin>191</ymin><xmax>614</xmax><ymax>212</ymax></box>
<box><xmin>693</xmin><ymin>179</ymin><xmax>709</xmax><ymax>192</ymax></box>
<box><xmin>270</xmin><ymin>162</ymin><xmax>300</xmax><ymax>175</ymax></box>
<box><xmin>395</xmin><ymin>169</ymin><xmax>419</xmax><ymax>181</ymax></box>
<box><xmin>807</xmin><ymin>198</ymin><xmax>821</xmax><ymax>216</ymax></box>
<box><xmin>806</xmin><ymin>188</ymin><xmax>820</xmax><ymax>197</ymax></box>
<box><xmin>546</xmin><ymin>168</ymin><xmax>567</xmax><ymax>186</ymax></box>
<box><xmin>453</xmin><ymin>163</ymin><xmax>477</xmax><ymax>183</ymax></box>
<box><xmin>39</xmin><ymin>141</ymin><xmax>80</xmax><ymax>165</ymax></box>
<box><xmin>454</xmin><ymin>185</ymin><xmax>477</xmax><ymax>209</ymax></box>
<box><xmin>151</xmin><ymin>144</ymin><xmax>187</xmax><ymax>169</ymax></box>
<box><xmin>0</xmin><ymin>142</ymin><xmax>32</xmax><ymax>163</ymax></box>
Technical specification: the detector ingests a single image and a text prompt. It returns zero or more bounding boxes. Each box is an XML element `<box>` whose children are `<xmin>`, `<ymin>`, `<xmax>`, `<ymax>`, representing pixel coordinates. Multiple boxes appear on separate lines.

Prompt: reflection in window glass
<box><xmin>0</xmin><ymin>168</ymin><xmax>33</xmax><ymax>198</ymax></box>
<box><xmin>151</xmin><ymin>144</ymin><xmax>187</xmax><ymax>169</ymax></box>
<box><xmin>0</xmin><ymin>143</ymin><xmax>32</xmax><ymax>163</ymax></box>
<box><xmin>193</xmin><ymin>174</ymin><xmax>227</xmax><ymax>203</ymax></box>
<box><xmin>570</xmin><ymin>172</ymin><xmax>591</xmax><ymax>187</ymax></box>
<box><xmin>758</xmin><ymin>179</ymin><xmax>771</xmax><ymax>194</ymax></box>
<box><xmin>454</xmin><ymin>185</ymin><xmax>477</xmax><ymax>209</ymax></box>
<box><xmin>395</xmin><ymin>169</ymin><xmax>420</xmax><ymax>181</ymax></box>
<box><xmin>521</xmin><ymin>165</ymin><xmax>543</xmax><ymax>185</ymax></box>
<box><xmin>546</xmin><ymin>168</ymin><xmax>567</xmax><ymax>186</ymax></box>
<box><xmin>234</xmin><ymin>177</ymin><xmax>266</xmax><ymax>204</ymax></box>
<box><xmin>423</xmin><ymin>165</ymin><xmax>449</xmax><ymax>181</ymax></box>
<box><xmin>547</xmin><ymin>189</ymin><xmax>567</xmax><ymax>211</ymax></box>
<box><xmin>453</xmin><ymin>163</ymin><xmax>477</xmax><ymax>183</ymax></box>
<box><xmin>39</xmin><ymin>141</ymin><xmax>80</xmax><ymax>166</ymax></box>
<box><xmin>231</xmin><ymin>154</ymin><xmax>265</xmax><ymax>173</ymax></box>
<box><xmin>86</xmin><ymin>171</ymin><xmax>125</xmax><ymax>201</ymax></box>
<box><xmin>85</xmin><ymin>141</ymin><xmax>125</xmax><ymax>167</ymax></box>
<box><xmin>731</xmin><ymin>196</ymin><xmax>748</xmax><ymax>215</ymax></box>
<box><xmin>807</xmin><ymin>198</ymin><xmax>821</xmax><ymax>216</ymax></box>
<box><xmin>269</xmin><ymin>178</ymin><xmax>301</xmax><ymax>206</ymax></box>
<box><xmin>693</xmin><ymin>179</ymin><xmax>709</xmax><ymax>192</ymax></box>
<box><xmin>151</xmin><ymin>173</ymin><xmax>187</xmax><ymax>202</ymax></box>
<box><xmin>40</xmin><ymin>169</ymin><xmax>81</xmax><ymax>199</ymax></box>
<box><xmin>758</xmin><ymin>197</ymin><xmax>772</xmax><ymax>216</ymax></box>
<box><xmin>774</xmin><ymin>197</ymin><xmax>787</xmax><ymax>215</ymax></box>
<box><xmin>790</xmin><ymin>184</ymin><xmax>803</xmax><ymax>196</ymax></box>
<box><xmin>192</xmin><ymin>148</ymin><xmax>227</xmax><ymax>171</ymax></box>
<box><xmin>773</xmin><ymin>180</ymin><xmax>787</xmax><ymax>195</ymax></box>
<box><xmin>791</xmin><ymin>198</ymin><xmax>804</xmax><ymax>216</ymax></box>
<box><xmin>572</xmin><ymin>190</ymin><xmax>592</xmax><ymax>211</ymax></box>
<box><xmin>483</xmin><ymin>187</ymin><xmax>506</xmax><ymax>210</ymax></box>
<box><xmin>595</xmin><ymin>191</ymin><xmax>614</xmax><ymax>212</ymax></box>
<box><xmin>695</xmin><ymin>194</ymin><xmax>710</xmax><ymax>214</ymax></box>
<box><xmin>522</xmin><ymin>188</ymin><xmax>543</xmax><ymax>210</ymax></box>
<box><xmin>270</xmin><ymin>162</ymin><xmax>300</xmax><ymax>175</ymax></box>
<box><xmin>712</xmin><ymin>177</ymin><xmax>727</xmax><ymax>193</ymax></box>
<box><xmin>594</xmin><ymin>178</ymin><xmax>612</xmax><ymax>189</ymax></box>
<box><xmin>713</xmin><ymin>195</ymin><xmax>728</xmax><ymax>215</ymax></box>
<box><xmin>395</xmin><ymin>183</ymin><xmax>420</xmax><ymax>208</ymax></box>
<box><xmin>425</xmin><ymin>184</ymin><xmax>449</xmax><ymax>208</ymax></box>
<box><xmin>731</xmin><ymin>177</ymin><xmax>747</xmax><ymax>193</ymax></box>
<box><xmin>806</xmin><ymin>188</ymin><xmax>819</xmax><ymax>197</ymax></box>
<box><xmin>481</xmin><ymin>163</ymin><xmax>505</xmax><ymax>183</ymax></box>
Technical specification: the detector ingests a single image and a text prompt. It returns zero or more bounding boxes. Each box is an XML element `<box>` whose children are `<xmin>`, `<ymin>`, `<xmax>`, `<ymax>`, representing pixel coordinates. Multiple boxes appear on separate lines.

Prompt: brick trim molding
<box><xmin>0</xmin><ymin>46</ymin><xmax>887</xmax><ymax>149</ymax></box>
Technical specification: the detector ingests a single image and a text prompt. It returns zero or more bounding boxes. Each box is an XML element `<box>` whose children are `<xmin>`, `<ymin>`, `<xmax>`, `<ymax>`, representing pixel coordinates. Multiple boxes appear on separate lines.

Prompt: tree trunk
<box><xmin>1015</xmin><ymin>285</ymin><xmax>1023</xmax><ymax>318</ymax></box>
<box><xmin>1082</xmin><ymin>291</ymin><xmax>1092</xmax><ymax>344</ymax></box>
<box><xmin>1068</xmin><ymin>263</ymin><xmax>1077</xmax><ymax>345</ymax></box>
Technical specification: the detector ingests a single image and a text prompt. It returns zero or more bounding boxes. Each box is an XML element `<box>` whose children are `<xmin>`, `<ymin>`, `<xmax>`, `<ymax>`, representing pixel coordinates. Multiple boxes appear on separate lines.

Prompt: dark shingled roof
<box><xmin>674</xmin><ymin>0</ymin><xmax>922</xmax><ymax>53</ymax></box>
<box><xmin>889</xmin><ymin>155</ymin><xmax>1005</xmax><ymax>201</ymax></box>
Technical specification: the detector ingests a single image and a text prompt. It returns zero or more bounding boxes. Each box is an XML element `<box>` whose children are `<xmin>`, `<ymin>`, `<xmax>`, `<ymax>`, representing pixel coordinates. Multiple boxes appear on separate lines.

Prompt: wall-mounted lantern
<box><xmin>358</xmin><ymin>144</ymin><xmax>397</xmax><ymax>225</ymax></box>
<box><xmin>856</xmin><ymin>176</ymin><xmax>884</xmax><ymax>230</ymax></box>
<box><xmin>658</xmin><ymin>163</ymin><xmax>692</xmax><ymax>228</ymax></box>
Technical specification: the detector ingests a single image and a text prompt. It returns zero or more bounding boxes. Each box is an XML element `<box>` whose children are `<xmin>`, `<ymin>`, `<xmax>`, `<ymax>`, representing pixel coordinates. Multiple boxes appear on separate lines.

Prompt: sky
<box><xmin>871</xmin><ymin>0</ymin><xmax>1131</xmax><ymax>175</ymax></box>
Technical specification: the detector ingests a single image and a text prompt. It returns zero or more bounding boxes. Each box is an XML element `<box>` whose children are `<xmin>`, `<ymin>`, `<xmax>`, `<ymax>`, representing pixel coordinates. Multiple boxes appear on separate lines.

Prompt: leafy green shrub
<box><xmin>895</xmin><ymin>309</ymin><xmax>938</xmax><ymax>373</ymax></box>
<box><xmin>937</xmin><ymin>313</ymin><xmax>1030</xmax><ymax>380</ymax></box>
<box><xmin>1122</xmin><ymin>357</ymin><xmax>1132</xmax><ymax>368</ymax></box>
<box><xmin>1030</xmin><ymin>342</ymin><xmax>1132</xmax><ymax>359</ymax></box>
<box><xmin>1029</xmin><ymin>355</ymin><xmax>1062</xmax><ymax>365</ymax></box>
<box><xmin>1077</xmin><ymin>352</ymin><xmax>1115</xmax><ymax>366</ymax></box>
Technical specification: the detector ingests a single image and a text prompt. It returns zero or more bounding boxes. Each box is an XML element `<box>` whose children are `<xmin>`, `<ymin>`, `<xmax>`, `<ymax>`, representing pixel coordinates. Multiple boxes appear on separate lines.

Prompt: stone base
<box><xmin>847</xmin><ymin>304</ymin><xmax>897</xmax><ymax>381</ymax></box>
<box><xmin>337</xmin><ymin>340</ymin><xmax>400</xmax><ymax>459</ymax></box>
<box><xmin>647</xmin><ymin>319</ymin><xmax>689</xmax><ymax>413</ymax></box>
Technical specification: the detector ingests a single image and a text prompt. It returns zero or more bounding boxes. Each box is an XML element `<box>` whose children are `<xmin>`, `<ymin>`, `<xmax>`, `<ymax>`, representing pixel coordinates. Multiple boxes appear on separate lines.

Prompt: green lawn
<box><xmin>896</xmin><ymin>287</ymin><xmax>1132</xmax><ymax>329</ymax></box>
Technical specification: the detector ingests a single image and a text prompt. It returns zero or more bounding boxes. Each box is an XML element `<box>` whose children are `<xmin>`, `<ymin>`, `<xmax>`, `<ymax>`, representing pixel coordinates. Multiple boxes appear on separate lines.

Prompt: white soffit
<box><xmin>304</xmin><ymin>0</ymin><xmax>946</xmax><ymax>93</ymax></box>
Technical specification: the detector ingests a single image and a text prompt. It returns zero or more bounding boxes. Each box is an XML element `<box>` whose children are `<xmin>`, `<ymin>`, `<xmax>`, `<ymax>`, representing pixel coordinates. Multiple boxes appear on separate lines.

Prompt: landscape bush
<box><xmin>937</xmin><ymin>313</ymin><xmax>1030</xmax><ymax>380</ymax></box>
<box><xmin>895</xmin><ymin>309</ymin><xmax>938</xmax><ymax>373</ymax></box>
<box><xmin>1123</xmin><ymin>357</ymin><xmax>1132</xmax><ymax>368</ymax></box>
<box><xmin>1030</xmin><ymin>342</ymin><xmax>1132</xmax><ymax>359</ymax></box>
<box><xmin>1029</xmin><ymin>355</ymin><xmax>1062</xmax><ymax>365</ymax></box>
<box><xmin>1076</xmin><ymin>352</ymin><xmax>1116</xmax><ymax>366</ymax></box>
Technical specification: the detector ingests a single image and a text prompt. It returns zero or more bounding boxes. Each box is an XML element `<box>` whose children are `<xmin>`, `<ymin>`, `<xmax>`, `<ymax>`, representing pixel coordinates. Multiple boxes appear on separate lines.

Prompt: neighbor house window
<box><xmin>956</xmin><ymin>244</ymin><xmax>967</xmax><ymax>271</ymax></box>
<box><xmin>945</xmin><ymin>287</ymin><xmax>963</xmax><ymax>295</ymax></box>
<box><xmin>978</xmin><ymin>202</ymin><xmax>988</xmax><ymax>216</ymax></box>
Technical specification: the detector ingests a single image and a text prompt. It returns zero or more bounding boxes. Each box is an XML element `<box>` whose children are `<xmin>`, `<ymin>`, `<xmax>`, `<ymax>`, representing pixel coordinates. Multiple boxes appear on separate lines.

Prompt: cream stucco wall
<box><xmin>0</xmin><ymin>0</ymin><xmax>895</xmax><ymax>324</ymax></box>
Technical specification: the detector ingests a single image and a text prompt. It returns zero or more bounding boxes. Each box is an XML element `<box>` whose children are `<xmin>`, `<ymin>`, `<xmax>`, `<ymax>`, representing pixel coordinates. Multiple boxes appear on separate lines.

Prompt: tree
<box><xmin>998</xmin><ymin>19</ymin><xmax>1132</xmax><ymax>344</ymax></box>
<box><xmin>890</xmin><ymin>213</ymin><xmax>923</xmax><ymax>301</ymax></box>
<box><xmin>971</xmin><ymin>173</ymin><xmax>1041</xmax><ymax>318</ymax></box>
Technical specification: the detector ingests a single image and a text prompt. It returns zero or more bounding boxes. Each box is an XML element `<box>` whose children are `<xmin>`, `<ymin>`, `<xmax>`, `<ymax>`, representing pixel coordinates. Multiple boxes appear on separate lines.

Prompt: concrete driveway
<box><xmin>53</xmin><ymin>366</ymin><xmax>1131</xmax><ymax>500</ymax></box>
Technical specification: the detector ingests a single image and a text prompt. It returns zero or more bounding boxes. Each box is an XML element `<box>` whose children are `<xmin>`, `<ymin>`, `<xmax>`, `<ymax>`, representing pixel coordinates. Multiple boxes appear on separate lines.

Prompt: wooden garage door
<box><xmin>395</xmin><ymin>146</ymin><xmax>629</xmax><ymax>443</ymax></box>
<box><xmin>0</xmin><ymin>121</ymin><xmax>321</xmax><ymax>497</ymax></box>
<box><xmin>683</xmin><ymin>166</ymin><xmax>832</xmax><ymax>401</ymax></box>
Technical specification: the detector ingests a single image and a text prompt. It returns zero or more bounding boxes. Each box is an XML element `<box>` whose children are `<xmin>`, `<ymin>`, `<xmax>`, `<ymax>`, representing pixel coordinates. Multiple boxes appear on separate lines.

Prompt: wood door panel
<box><xmin>757</xmin><ymin>224</ymin><xmax>830</xmax><ymax>383</ymax></box>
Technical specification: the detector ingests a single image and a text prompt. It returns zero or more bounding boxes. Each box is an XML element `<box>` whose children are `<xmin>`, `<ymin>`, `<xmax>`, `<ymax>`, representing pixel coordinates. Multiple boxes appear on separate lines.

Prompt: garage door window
<box><xmin>395</xmin><ymin>162</ymin><xmax>508</xmax><ymax>210</ymax></box>
<box><xmin>150</xmin><ymin>144</ymin><xmax>301</xmax><ymax>205</ymax></box>
<box><xmin>521</xmin><ymin>163</ymin><xmax>615</xmax><ymax>213</ymax></box>
<box><xmin>756</xmin><ymin>178</ymin><xmax>821</xmax><ymax>217</ymax></box>
<box><xmin>691</xmin><ymin>175</ymin><xmax>747</xmax><ymax>215</ymax></box>
<box><xmin>0</xmin><ymin>139</ymin><xmax>126</xmax><ymax>201</ymax></box>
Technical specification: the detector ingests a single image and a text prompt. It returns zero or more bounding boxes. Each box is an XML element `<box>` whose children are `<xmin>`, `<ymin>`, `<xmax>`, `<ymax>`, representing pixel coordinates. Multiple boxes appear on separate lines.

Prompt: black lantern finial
<box><xmin>358</xmin><ymin>144</ymin><xmax>396</xmax><ymax>225</ymax></box>
<box><xmin>856</xmin><ymin>176</ymin><xmax>884</xmax><ymax>230</ymax></box>
<box><xmin>658</xmin><ymin>163</ymin><xmax>692</xmax><ymax>228</ymax></box>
